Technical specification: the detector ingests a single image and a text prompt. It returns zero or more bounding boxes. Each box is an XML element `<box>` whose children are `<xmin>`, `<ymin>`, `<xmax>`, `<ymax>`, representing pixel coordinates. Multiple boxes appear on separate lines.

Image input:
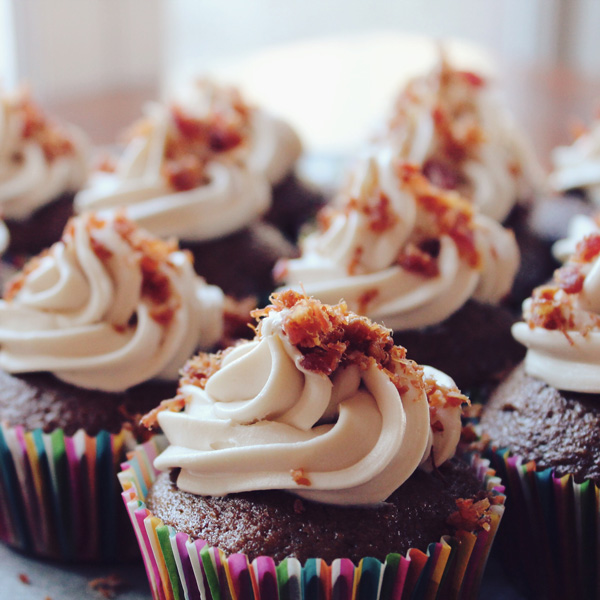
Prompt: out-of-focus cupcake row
<box><xmin>0</xmin><ymin>50</ymin><xmax>598</xmax><ymax>600</ymax></box>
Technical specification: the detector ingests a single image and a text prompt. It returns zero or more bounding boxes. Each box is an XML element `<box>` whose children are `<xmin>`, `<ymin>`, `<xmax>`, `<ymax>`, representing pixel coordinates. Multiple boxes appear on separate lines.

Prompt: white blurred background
<box><xmin>1</xmin><ymin>0</ymin><xmax>599</xmax><ymax>156</ymax></box>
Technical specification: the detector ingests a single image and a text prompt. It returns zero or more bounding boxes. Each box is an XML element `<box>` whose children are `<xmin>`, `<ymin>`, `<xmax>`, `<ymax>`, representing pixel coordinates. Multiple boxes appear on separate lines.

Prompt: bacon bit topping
<box><xmin>251</xmin><ymin>290</ymin><xmax>424</xmax><ymax>394</ymax></box>
<box><xmin>398</xmin><ymin>164</ymin><xmax>480</xmax><ymax>268</ymax></box>
<box><xmin>4</xmin><ymin>250</ymin><xmax>49</xmax><ymax>301</ymax></box>
<box><xmin>572</xmin><ymin>233</ymin><xmax>600</xmax><ymax>264</ymax></box>
<box><xmin>18</xmin><ymin>573</ymin><xmax>30</xmax><ymax>585</ymax></box>
<box><xmin>397</xmin><ymin>241</ymin><xmax>440</xmax><ymax>277</ymax></box>
<box><xmin>88</xmin><ymin>574</ymin><xmax>128</xmax><ymax>599</ymax></box>
<box><xmin>140</xmin><ymin>395</ymin><xmax>188</xmax><ymax>431</ymax></box>
<box><xmin>348</xmin><ymin>246</ymin><xmax>364</xmax><ymax>276</ymax></box>
<box><xmin>96</xmin><ymin>154</ymin><xmax>117</xmax><ymax>173</ymax></box>
<box><xmin>555</xmin><ymin>264</ymin><xmax>585</xmax><ymax>295</ymax></box>
<box><xmin>180</xmin><ymin>351</ymin><xmax>225</xmax><ymax>389</ymax></box>
<box><xmin>16</xmin><ymin>93</ymin><xmax>76</xmax><ymax>162</ymax></box>
<box><xmin>162</xmin><ymin>155</ymin><xmax>207</xmax><ymax>191</ymax></box>
<box><xmin>458</xmin><ymin>70</ymin><xmax>485</xmax><ymax>88</ymax></box>
<box><xmin>448</xmin><ymin>496</ymin><xmax>493</xmax><ymax>532</ymax></box>
<box><xmin>357</xmin><ymin>288</ymin><xmax>379</xmax><ymax>314</ymax></box>
<box><xmin>90</xmin><ymin>237</ymin><xmax>113</xmax><ymax>263</ymax></box>
<box><xmin>348</xmin><ymin>192</ymin><xmax>399</xmax><ymax>233</ymax></box>
<box><xmin>424</xmin><ymin>376</ymin><xmax>469</xmax><ymax>409</ymax></box>
<box><xmin>291</xmin><ymin>468</ymin><xmax>312</xmax><ymax>486</ymax></box>
<box><xmin>422</xmin><ymin>158</ymin><xmax>462</xmax><ymax>190</ymax></box>
<box><xmin>526</xmin><ymin>285</ymin><xmax>575</xmax><ymax>344</ymax></box>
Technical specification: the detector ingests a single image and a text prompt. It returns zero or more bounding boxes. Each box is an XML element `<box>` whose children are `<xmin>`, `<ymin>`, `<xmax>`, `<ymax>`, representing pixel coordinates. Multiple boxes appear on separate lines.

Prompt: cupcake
<box><xmin>374</xmin><ymin>57</ymin><xmax>552</xmax><ymax>304</ymax></box>
<box><xmin>0</xmin><ymin>212</ymin><xmax>229</xmax><ymax>561</ymax></box>
<box><xmin>0</xmin><ymin>88</ymin><xmax>88</xmax><ymax>255</ymax></box>
<box><xmin>479</xmin><ymin>234</ymin><xmax>600</xmax><ymax>599</ymax></box>
<box><xmin>74</xmin><ymin>81</ymin><xmax>314</xmax><ymax>298</ymax></box>
<box><xmin>120</xmin><ymin>290</ymin><xmax>505</xmax><ymax>600</ymax></box>
<box><xmin>278</xmin><ymin>155</ymin><xmax>524</xmax><ymax>389</ymax></box>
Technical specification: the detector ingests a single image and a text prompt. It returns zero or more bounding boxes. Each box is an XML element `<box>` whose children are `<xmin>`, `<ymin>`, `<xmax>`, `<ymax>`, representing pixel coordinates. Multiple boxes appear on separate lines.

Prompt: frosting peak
<box><xmin>279</xmin><ymin>155</ymin><xmax>519</xmax><ymax>330</ymax></box>
<box><xmin>378</xmin><ymin>58</ymin><xmax>541</xmax><ymax>222</ymax></box>
<box><xmin>152</xmin><ymin>291</ymin><xmax>468</xmax><ymax>505</ymax></box>
<box><xmin>0</xmin><ymin>90</ymin><xmax>88</xmax><ymax>220</ymax></box>
<box><xmin>0</xmin><ymin>213</ymin><xmax>224</xmax><ymax>391</ymax></box>
<box><xmin>75</xmin><ymin>81</ymin><xmax>301</xmax><ymax>242</ymax></box>
<box><xmin>514</xmin><ymin>233</ymin><xmax>600</xmax><ymax>392</ymax></box>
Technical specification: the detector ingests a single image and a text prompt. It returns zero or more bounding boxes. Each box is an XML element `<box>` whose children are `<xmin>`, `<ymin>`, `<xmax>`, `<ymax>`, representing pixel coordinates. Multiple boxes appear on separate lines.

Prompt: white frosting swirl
<box><xmin>75</xmin><ymin>103</ymin><xmax>271</xmax><ymax>242</ymax></box>
<box><xmin>281</xmin><ymin>152</ymin><xmax>519</xmax><ymax>330</ymax></box>
<box><xmin>378</xmin><ymin>61</ymin><xmax>542</xmax><ymax>223</ymax></box>
<box><xmin>550</xmin><ymin>122</ymin><xmax>600</xmax><ymax>204</ymax></box>
<box><xmin>155</xmin><ymin>305</ymin><xmax>464</xmax><ymax>505</ymax></box>
<box><xmin>513</xmin><ymin>248</ymin><xmax>600</xmax><ymax>392</ymax></box>
<box><xmin>0</xmin><ymin>92</ymin><xmax>88</xmax><ymax>220</ymax></box>
<box><xmin>0</xmin><ymin>213</ymin><xmax>225</xmax><ymax>391</ymax></box>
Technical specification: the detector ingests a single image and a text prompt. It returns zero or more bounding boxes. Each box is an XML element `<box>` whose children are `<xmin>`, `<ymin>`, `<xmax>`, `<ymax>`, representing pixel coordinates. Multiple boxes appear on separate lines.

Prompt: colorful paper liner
<box><xmin>0</xmin><ymin>421</ymin><xmax>164</xmax><ymax>562</ymax></box>
<box><xmin>119</xmin><ymin>441</ymin><xmax>506</xmax><ymax>600</ymax></box>
<box><xmin>485</xmin><ymin>446</ymin><xmax>600</xmax><ymax>600</ymax></box>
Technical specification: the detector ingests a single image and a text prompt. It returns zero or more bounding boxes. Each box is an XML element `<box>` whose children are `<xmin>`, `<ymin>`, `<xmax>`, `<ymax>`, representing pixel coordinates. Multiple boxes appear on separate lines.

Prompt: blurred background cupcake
<box><xmin>74</xmin><ymin>81</ymin><xmax>322</xmax><ymax>299</ymax></box>
<box><xmin>0</xmin><ymin>88</ymin><xmax>88</xmax><ymax>256</ymax></box>
<box><xmin>479</xmin><ymin>234</ymin><xmax>600</xmax><ymax>599</ymax></box>
<box><xmin>279</xmin><ymin>154</ymin><xmax>524</xmax><ymax>389</ymax></box>
<box><xmin>120</xmin><ymin>291</ymin><xmax>505</xmax><ymax>600</ymax></box>
<box><xmin>0</xmin><ymin>211</ymin><xmax>232</xmax><ymax>561</ymax></box>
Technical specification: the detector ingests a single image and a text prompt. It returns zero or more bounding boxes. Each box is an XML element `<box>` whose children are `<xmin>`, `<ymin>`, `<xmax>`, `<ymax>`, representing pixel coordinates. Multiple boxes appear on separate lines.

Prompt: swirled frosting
<box><xmin>513</xmin><ymin>233</ymin><xmax>600</xmax><ymax>392</ymax></box>
<box><xmin>0</xmin><ymin>90</ymin><xmax>88</xmax><ymax>220</ymax></box>
<box><xmin>550</xmin><ymin>120</ymin><xmax>600</xmax><ymax>204</ymax></box>
<box><xmin>0</xmin><ymin>213</ymin><xmax>225</xmax><ymax>391</ymax></box>
<box><xmin>75</xmin><ymin>81</ymin><xmax>301</xmax><ymax>242</ymax></box>
<box><xmin>153</xmin><ymin>291</ymin><xmax>468</xmax><ymax>505</ymax></box>
<box><xmin>376</xmin><ymin>58</ymin><xmax>541</xmax><ymax>223</ymax></box>
<box><xmin>278</xmin><ymin>153</ymin><xmax>519</xmax><ymax>330</ymax></box>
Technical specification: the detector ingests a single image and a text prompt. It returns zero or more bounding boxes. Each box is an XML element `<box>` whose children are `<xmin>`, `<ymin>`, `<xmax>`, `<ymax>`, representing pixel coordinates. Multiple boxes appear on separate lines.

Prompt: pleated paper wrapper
<box><xmin>119</xmin><ymin>440</ymin><xmax>505</xmax><ymax>600</ymax></box>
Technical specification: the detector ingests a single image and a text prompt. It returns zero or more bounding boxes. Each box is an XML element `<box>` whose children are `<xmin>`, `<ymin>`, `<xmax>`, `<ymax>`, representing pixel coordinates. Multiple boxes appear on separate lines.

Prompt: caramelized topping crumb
<box><xmin>447</xmin><ymin>494</ymin><xmax>493</xmax><ymax>532</ymax></box>
<box><xmin>290</xmin><ymin>468</ymin><xmax>312</xmax><ymax>486</ymax></box>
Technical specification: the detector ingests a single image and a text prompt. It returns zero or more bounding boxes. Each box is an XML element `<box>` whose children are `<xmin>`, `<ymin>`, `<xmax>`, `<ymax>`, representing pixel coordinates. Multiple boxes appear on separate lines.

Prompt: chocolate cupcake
<box><xmin>373</xmin><ymin>57</ymin><xmax>552</xmax><ymax>305</ymax></box>
<box><xmin>120</xmin><ymin>291</ymin><xmax>505</xmax><ymax>600</ymax></box>
<box><xmin>279</xmin><ymin>155</ymin><xmax>524</xmax><ymax>389</ymax></box>
<box><xmin>0</xmin><ymin>212</ymin><xmax>230</xmax><ymax>561</ymax></box>
<box><xmin>479</xmin><ymin>236</ymin><xmax>600</xmax><ymax>599</ymax></box>
<box><xmin>0</xmin><ymin>89</ymin><xmax>88</xmax><ymax>255</ymax></box>
<box><xmin>74</xmin><ymin>81</ymin><xmax>312</xmax><ymax>298</ymax></box>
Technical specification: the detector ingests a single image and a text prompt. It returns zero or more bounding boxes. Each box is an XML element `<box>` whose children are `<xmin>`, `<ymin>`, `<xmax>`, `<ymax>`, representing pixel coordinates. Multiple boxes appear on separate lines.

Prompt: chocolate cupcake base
<box><xmin>6</xmin><ymin>192</ymin><xmax>75</xmax><ymax>255</ymax></box>
<box><xmin>394</xmin><ymin>300</ymin><xmax>525</xmax><ymax>391</ymax></box>
<box><xmin>120</xmin><ymin>441</ymin><xmax>505</xmax><ymax>600</ymax></box>
<box><xmin>183</xmin><ymin>221</ymin><xmax>298</xmax><ymax>300</ymax></box>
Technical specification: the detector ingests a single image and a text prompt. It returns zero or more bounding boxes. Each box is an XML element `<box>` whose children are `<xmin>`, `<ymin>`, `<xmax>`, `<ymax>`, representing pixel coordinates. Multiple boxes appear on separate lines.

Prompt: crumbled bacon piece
<box><xmin>397</xmin><ymin>241</ymin><xmax>440</xmax><ymax>277</ymax></box>
<box><xmin>423</xmin><ymin>158</ymin><xmax>461</xmax><ymax>190</ymax></box>
<box><xmin>459</xmin><ymin>71</ymin><xmax>485</xmax><ymax>87</ymax></box>
<box><xmin>527</xmin><ymin>286</ymin><xmax>574</xmax><ymax>336</ymax></box>
<box><xmin>4</xmin><ymin>249</ymin><xmax>49</xmax><ymax>300</ymax></box>
<box><xmin>360</xmin><ymin>192</ymin><xmax>399</xmax><ymax>233</ymax></box>
<box><xmin>162</xmin><ymin>155</ymin><xmax>207</xmax><ymax>191</ymax></box>
<box><xmin>140</xmin><ymin>395</ymin><xmax>187</xmax><ymax>431</ymax></box>
<box><xmin>555</xmin><ymin>264</ymin><xmax>585</xmax><ymax>295</ymax></box>
<box><xmin>398</xmin><ymin>164</ymin><xmax>480</xmax><ymax>268</ymax></box>
<box><xmin>290</xmin><ymin>468</ymin><xmax>312</xmax><ymax>486</ymax></box>
<box><xmin>424</xmin><ymin>376</ymin><xmax>469</xmax><ymax>409</ymax></box>
<box><xmin>90</xmin><ymin>237</ymin><xmax>113</xmax><ymax>263</ymax></box>
<box><xmin>18</xmin><ymin>573</ymin><xmax>30</xmax><ymax>585</ymax></box>
<box><xmin>572</xmin><ymin>233</ymin><xmax>600</xmax><ymax>264</ymax></box>
<box><xmin>179</xmin><ymin>351</ymin><xmax>225</xmax><ymax>389</ymax></box>
<box><xmin>348</xmin><ymin>246</ymin><xmax>364</xmax><ymax>275</ymax></box>
<box><xmin>447</xmin><ymin>495</ymin><xmax>493</xmax><ymax>532</ymax></box>
<box><xmin>357</xmin><ymin>288</ymin><xmax>379</xmax><ymax>314</ymax></box>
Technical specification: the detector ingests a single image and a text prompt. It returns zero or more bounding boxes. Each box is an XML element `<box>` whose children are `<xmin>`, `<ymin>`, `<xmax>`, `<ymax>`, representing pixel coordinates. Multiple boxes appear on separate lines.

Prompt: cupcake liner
<box><xmin>0</xmin><ymin>421</ymin><xmax>162</xmax><ymax>562</ymax></box>
<box><xmin>486</xmin><ymin>446</ymin><xmax>600</xmax><ymax>600</ymax></box>
<box><xmin>119</xmin><ymin>442</ymin><xmax>505</xmax><ymax>600</ymax></box>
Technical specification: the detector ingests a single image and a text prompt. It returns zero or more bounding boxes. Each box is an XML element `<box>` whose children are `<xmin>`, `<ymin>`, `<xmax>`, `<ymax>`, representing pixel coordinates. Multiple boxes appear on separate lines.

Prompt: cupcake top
<box><xmin>278</xmin><ymin>154</ymin><xmax>519</xmax><ymax>331</ymax></box>
<box><xmin>75</xmin><ymin>81</ymin><xmax>301</xmax><ymax>242</ymax></box>
<box><xmin>0</xmin><ymin>213</ymin><xmax>224</xmax><ymax>391</ymax></box>
<box><xmin>513</xmin><ymin>233</ymin><xmax>600</xmax><ymax>392</ymax></box>
<box><xmin>550</xmin><ymin>118</ymin><xmax>600</xmax><ymax>204</ymax></box>
<box><xmin>149</xmin><ymin>290</ymin><xmax>468</xmax><ymax>505</ymax></box>
<box><xmin>377</xmin><ymin>57</ymin><xmax>540</xmax><ymax>223</ymax></box>
<box><xmin>0</xmin><ymin>89</ymin><xmax>88</xmax><ymax>220</ymax></box>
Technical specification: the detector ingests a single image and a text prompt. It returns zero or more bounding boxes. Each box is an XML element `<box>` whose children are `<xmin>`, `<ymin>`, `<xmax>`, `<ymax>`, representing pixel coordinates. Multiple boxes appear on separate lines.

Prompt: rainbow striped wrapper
<box><xmin>0</xmin><ymin>421</ymin><xmax>163</xmax><ymax>562</ymax></box>
<box><xmin>119</xmin><ymin>442</ymin><xmax>505</xmax><ymax>600</ymax></box>
<box><xmin>486</xmin><ymin>446</ymin><xmax>600</xmax><ymax>600</ymax></box>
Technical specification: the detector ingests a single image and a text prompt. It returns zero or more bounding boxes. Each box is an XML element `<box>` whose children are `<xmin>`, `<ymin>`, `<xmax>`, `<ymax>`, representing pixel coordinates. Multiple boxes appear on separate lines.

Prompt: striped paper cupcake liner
<box><xmin>119</xmin><ymin>442</ymin><xmax>505</xmax><ymax>600</ymax></box>
<box><xmin>486</xmin><ymin>446</ymin><xmax>600</xmax><ymax>600</ymax></box>
<box><xmin>0</xmin><ymin>421</ymin><xmax>163</xmax><ymax>562</ymax></box>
